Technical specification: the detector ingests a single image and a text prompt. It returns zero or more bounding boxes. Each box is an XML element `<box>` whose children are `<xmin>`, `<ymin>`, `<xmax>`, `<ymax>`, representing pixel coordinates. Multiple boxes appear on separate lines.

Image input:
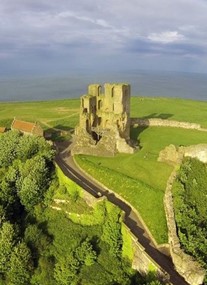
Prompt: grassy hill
<box><xmin>0</xmin><ymin>96</ymin><xmax>207</xmax><ymax>131</ymax></box>
<box><xmin>0</xmin><ymin>99</ymin><xmax>80</xmax><ymax>139</ymax></box>
<box><xmin>1</xmin><ymin>96</ymin><xmax>207</xmax><ymax>243</ymax></box>
<box><xmin>131</xmin><ymin>97</ymin><xmax>207</xmax><ymax>127</ymax></box>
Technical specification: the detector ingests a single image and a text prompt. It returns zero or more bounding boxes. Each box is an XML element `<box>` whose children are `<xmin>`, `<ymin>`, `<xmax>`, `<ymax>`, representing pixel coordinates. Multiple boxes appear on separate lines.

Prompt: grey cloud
<box><xmin>126</xmin><ymin>37</ymin><xmax>207</xmax><ymax>57</ymax></box>
<box><xmin>1</xmin><ymin>0</ymin><xmax>207</xmax><ymax>75</ymax></box>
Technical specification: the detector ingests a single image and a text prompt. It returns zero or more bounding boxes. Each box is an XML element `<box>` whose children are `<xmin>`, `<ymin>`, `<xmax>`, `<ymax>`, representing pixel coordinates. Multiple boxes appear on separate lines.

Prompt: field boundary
<box><xmin>131</xmin><ymin>118</ymin><xmax>207</xmax><ymax>132</ymax></box>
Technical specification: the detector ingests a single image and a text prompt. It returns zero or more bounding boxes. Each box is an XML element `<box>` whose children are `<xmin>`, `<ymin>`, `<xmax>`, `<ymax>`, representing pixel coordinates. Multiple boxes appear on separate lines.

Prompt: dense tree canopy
<box><xmin>0</xmin><ymin>131</ymin><xmax>55</xmax><ymax>284</ymax></box>
<box><xmin>173</xmin><ymin>157</ymin><xmax>207</xmax><ymax>268</ymax></box>
<box><xmin>0</xmin><ymin>131</ymin><xmax>164</xmax><ymax>285</ymax></box>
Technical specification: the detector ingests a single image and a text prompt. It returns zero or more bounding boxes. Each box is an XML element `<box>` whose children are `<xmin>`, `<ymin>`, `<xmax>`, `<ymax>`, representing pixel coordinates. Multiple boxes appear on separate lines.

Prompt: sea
<box><xmin>0</xmin><ymin>71</ymin><xmax>207</xmax><ymax>102</ymax></box>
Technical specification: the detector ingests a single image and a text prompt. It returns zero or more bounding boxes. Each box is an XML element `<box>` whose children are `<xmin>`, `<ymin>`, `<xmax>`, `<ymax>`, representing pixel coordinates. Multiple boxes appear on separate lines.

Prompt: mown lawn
<box><xmin>131</xmin><ymin>97</ymin><xmax>207</xmax><ymax>127</ymax></box>
<box><xmin>0</xmin><ymin>99</ymin><xmax>80</xmax><ymax>130</ymax></box>
<box><xmin>1</xmin><ymin>96</ymin><xmax>207</xmax><ymax>131</ymax></box>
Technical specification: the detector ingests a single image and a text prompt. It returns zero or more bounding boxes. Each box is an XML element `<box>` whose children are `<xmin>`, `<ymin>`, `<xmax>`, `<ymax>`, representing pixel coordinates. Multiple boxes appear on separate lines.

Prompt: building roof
<box><xmin>11</xmin><ymin>119</ymin><xmax>39</xmax><ymax>134</ymax></box>
<box><xmin>0</xmin><ymin>127</ymin><xmax>6</xmax><ymax>133</ymax></box>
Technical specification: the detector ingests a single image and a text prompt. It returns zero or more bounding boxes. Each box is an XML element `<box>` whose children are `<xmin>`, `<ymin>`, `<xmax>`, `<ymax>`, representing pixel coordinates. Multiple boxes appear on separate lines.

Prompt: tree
<box><xmin>75</xmin><ymin>238</ymin><xmax>97</xmax><ymax>266</ymax></box>
<box><xmin>18</xmin><ymin>156</ymin><xmax>50</xmax><ymax>210</ymax></box>
<box><xmin>102</xmin><ymin>210</ymin><xmax>122</xmax><ymax>257</ymax></box>
<box><xmin>173</xmin><ymin>157</ymin><xmax>207</xmax><ymax>267</ymax></box>
<box><xmin>0</xmin><ymin>131</ymin><xmax>20</xmax><ymax>167</ymax></box>
<box><xmin>54</xmin><ymin>254</ymin><xmax>79</xmax><ymax>285</ymax></box>
<box><xmin>16</xmin><ymin>135</ymin><xmax>55</xmax><ymax>162</ymax></box>
<box><xmin>0</xmin><ymin>165</ymin><xmax>20</xmax><ymax>218</ymax></box>
<box><xmin>30</xmin><ymin>256</ymin><xmax>56</xmax><ymax>285</ymax></box>
<box><xmin>24</xmin><ymin>224</ymin><xmax>51</xmax><ymax>263</ymax></box>
<box><xmin>7</xmin><ymin>242</ymin><xmax>33</xmax><ymax>285</ymax></box>
<box><xmin>16</xmin><ymin>136</ymin><xmax>39</xmax><ymax>161</ymax></box>
<box><xmin>0</xmin><ymin>222</ymin><xmax>15</xmax><ymax>274</ymax></box>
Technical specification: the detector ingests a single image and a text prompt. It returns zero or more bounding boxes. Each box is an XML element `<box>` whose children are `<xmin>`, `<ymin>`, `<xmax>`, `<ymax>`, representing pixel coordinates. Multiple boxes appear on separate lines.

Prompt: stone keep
<box><xmin>72</xmin><ymin>83</ymin><xmax>134</xmax><ymax>156</ymax></box>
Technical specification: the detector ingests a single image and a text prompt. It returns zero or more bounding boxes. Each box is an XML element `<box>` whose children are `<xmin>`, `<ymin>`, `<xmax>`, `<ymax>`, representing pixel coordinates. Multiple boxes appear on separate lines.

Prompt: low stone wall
<box><xmin>130</xmin><ymin>118</ymin><xmax>205</xmax><ymax>131</ymax></box>
<box><xmin>184</xmin><ymin>144</ymin><xmax>207</xmax><ymax>163</ymax></box>
<box><xmin>164</xmin><ymin>170</ymin><xmax>206</xmax><ymax>285</ymax></box>
<box><xmin>158</xmin><ymin>144</ymin><xmax>207</xmax><ymax>166</ymax></box>
<box><xmin>122</xmin><ymin>224</ymin><xmax>170</xmax><ymax>283</ymax></box>
<box><xmin>81</xmin><ymin>189</ymin><xmax>104</xmax><ymax>207</ymax></box>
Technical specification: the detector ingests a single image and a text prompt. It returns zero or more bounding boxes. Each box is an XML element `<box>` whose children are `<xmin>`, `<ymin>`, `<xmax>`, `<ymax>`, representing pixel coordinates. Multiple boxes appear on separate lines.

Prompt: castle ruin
<box><xmin>71</xmin><ymin>83</ymin><xmax>135</xmax><ymax>156</ymax></box>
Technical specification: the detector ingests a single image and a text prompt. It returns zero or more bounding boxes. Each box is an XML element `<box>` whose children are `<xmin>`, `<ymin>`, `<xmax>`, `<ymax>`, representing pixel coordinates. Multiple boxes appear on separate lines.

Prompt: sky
<box><xmin>1</xmin><ymin>0</ymin><xmax>207</xmax><ymax>76</ymax></box>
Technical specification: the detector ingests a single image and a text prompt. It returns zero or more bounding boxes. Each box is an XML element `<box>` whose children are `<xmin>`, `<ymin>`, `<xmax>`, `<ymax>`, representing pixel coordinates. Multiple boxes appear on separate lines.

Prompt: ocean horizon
<box><xmin>0</xmin><ymin>70</ymin><xmax>207</xmax><ymax>102</ymax></box>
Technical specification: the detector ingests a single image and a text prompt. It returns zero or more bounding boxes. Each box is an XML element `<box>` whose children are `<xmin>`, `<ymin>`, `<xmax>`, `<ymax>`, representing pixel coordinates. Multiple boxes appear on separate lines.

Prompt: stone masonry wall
<box><xmin>122</xmin><ymin>224</ymin><xmax>170</xmax><ymax>283</ymax></box>
<box><xmin>184</xmin><ymin>144</ymin><xmax>207</xmax><ymax>163</ymax></box>
<box><xmin>130</xmin><ymin>118</ymin><xmax>205</xmax><ymax>131</ymax></box>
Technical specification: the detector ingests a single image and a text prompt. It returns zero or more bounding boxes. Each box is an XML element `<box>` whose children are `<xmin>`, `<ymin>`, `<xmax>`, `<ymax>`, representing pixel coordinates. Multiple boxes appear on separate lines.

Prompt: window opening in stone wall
<box><xmin>86</xmin><ymin>119</ymin><xmax>90</xmax><ymax>133</ymax></box>
<box><xmin>91</xmin><ymin>131</ymin><xmax>102</xmax><ymax>144</ymax></box>
<box><xmin>91</xmin><ymin>103</ymin><xmax>96</xmax><ymax>113</ymax></box>
<box><xmin>111</xmin><ymin>87</ymin><xmax>114</xmax><ymax>97</ymax></box>
<box><xmin>98</xmin><ymin>117</ymin><xmax>101</xmax><ymax>126</ymax></box>
<box><xmin>98</xmin><ymin>86</ymin><xmax>102</xmax><ymax>96</ymax></box>
<box><xmin>98</xmin><ymin>100</ymin><xmax>102</xmax><ymax>110</ymax></box>
<box><xmin>116</xmin><ymin>120</ymin><xmax>120</xmax><ymax>129</ymax></box>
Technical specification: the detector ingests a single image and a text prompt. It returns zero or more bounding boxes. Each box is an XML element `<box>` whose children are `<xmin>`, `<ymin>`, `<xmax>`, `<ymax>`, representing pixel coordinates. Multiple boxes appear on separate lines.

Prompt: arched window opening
<box><xmin>98</xmin><ymin>100</ymin><xmax>102</xmax><ymax>110</ymax></box>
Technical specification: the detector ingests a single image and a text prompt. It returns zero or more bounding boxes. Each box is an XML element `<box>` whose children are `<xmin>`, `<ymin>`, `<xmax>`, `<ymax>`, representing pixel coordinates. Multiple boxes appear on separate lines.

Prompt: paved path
<box><xmin>55</xmin><ymin>142</ymin><xmax>189</xmax><ymax>285</ymax></box>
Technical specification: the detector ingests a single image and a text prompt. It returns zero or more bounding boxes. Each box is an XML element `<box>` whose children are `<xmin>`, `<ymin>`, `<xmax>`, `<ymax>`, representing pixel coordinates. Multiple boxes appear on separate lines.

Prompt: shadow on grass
<box><xmin>130</xmin><ymin>113</ymin><xmax>174</xmax><ymax>146</ymax></box>
<box><xmin>130</xmin><ymin>126</ymin><xmax>148</xmax><ymax>141</ymax></box>
<box><xmin>140</xmin><ymin>113</ymin><xmax>173</xmax><ymax>120</ymax></box>
<box><xmin>53</xmin><ymin>124</ymin><xmax>73</xmax><ymax>132</ymax></box>
<box><xmin>44</xmin><ymin>125</ymin><xmax>75</xmax><ymax>142</ymax></box>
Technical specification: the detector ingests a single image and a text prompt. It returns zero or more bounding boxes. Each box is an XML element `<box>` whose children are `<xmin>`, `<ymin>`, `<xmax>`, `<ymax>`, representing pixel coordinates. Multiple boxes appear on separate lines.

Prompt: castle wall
<box><xmin>81</xmin><ymin>95</ymin><xmax>96</xmax><ymax>114</ymax></box>
<box><xmin>130</xmin><ymin>118</ymin><xmax>202</xmax><ymax>130</ymax></box>
<box><xmin>103</xmin><ymin>83</ymin><xmax>114</xmax><ymax>112</ymax></box>
<box><xmin>88</xmin><ymin>84</ymin><xmax>101</xmax><ymax>97</ymax></box>
<box><xmin>121</xmin><ymin>223</ymin><xmax>170</xmax><ymax>283</ymax></box>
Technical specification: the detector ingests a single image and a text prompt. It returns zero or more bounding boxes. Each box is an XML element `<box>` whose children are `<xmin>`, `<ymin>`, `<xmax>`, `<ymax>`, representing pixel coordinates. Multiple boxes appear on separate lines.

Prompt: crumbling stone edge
<box><xmin>130</xmin><ymin>118</ymin><xmax>207</xmax><ymax>132</ymax></box>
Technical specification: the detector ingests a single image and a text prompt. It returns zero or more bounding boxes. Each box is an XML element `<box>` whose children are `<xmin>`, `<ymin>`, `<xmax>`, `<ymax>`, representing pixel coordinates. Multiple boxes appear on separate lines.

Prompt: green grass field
<box><xmin>0</xmin><ymin>96</ymin><xmax>207</xmax><ymax>131</ymax></box>
<box><xmin>0</xmin><ymin>99</ymin><xmax>80</xmax><ymax>131</ymax></box>
<box><xmin>1</xmin><ymin>96</ymin><xmax>207</xmax><ymax>243</ymax></box>
<box><xmin>75</xmin><ymin>126</ymin><xmax>207</xmax><ymax>244</ymax></box>
<box><xmin>131</xmin><ymin>97</ymin><xmax>207</xmax><ymax>127</ymax></box>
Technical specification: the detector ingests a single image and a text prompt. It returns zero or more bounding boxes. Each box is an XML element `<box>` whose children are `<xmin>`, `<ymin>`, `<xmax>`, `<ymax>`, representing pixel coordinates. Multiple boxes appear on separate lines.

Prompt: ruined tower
<box><xmin>71</xmin><ymin>83</ymin><xmax>134</xmax><ymax>156</ymax></box>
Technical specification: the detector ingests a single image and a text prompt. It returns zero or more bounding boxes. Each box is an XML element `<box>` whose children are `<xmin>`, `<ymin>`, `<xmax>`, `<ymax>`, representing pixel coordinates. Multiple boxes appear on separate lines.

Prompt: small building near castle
<box><xmin>11</xmin><ymin>118</ymin><xmax>44</xmax><ymax>137</ymax></box>
<box><xmin>71</xmin><ymin>83</ymin><xmax>135</xmax><ymax>156</ymax></box>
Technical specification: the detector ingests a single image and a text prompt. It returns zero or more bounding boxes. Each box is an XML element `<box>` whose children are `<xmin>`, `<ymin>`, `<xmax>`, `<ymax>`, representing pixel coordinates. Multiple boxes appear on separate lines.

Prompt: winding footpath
<box><xmin>55</xmin><ymin>142</ymin><xmax>189</xmax><ymax>285</ymax></box>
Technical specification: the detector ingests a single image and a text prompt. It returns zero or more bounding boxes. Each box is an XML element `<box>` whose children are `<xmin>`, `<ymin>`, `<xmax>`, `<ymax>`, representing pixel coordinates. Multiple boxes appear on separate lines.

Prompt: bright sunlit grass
<box><xmin>75</xmin><ymin>126</ymin><xmax>207</xmax><ymax>244</ymax></box>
